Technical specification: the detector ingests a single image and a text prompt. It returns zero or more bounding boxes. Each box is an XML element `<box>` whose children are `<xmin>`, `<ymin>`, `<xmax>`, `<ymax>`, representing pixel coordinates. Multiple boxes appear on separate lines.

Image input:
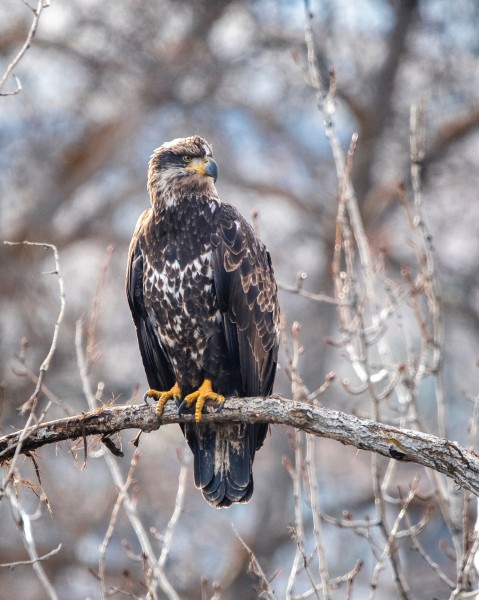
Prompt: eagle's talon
<box><xmin>181</xmin><ymin>379</ymin><xmax>225</xmax><ymax>423</ymax></box>
<box><xmin>178</xmin><ymin>398</ymin><xmax>195</xmax><ymax>417</ymax></box>
<box><xmin>145</xmin><ymin>383</ymin><xmax>181</xmax><ymax>416</ymax></box>
<box><xmin>143</xmin><ymin>391</ymin><xmax>151</xmax><ymax>406</ymax></box>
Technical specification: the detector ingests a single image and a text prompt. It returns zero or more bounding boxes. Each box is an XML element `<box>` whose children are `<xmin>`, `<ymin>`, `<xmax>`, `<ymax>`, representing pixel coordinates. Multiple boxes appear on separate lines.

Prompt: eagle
<box><xmin>126</xmin><ymin>135</ymin><xmax>280</xmax><ymax>508</ymax></box>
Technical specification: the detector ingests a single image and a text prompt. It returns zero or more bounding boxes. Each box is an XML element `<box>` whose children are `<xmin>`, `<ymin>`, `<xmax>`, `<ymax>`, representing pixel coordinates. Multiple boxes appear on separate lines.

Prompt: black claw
<box><xmin>216</xmin><ymin>401</ymin><xmax>225</xmax><ymax>412</ymax></box>
<box><xmin>143</xmin><ymin>391</ymin><xmax>151</xmax><ymax>405</ymax></box>
<box><xmin>178</xmin><ymin>399</ymin><xmax>196</xmax><ymax>417</ymax></box>
<box><xmin>177</xmin><ymin>399</ymin><xmax>188</xmax><ymax>416</ymax></box>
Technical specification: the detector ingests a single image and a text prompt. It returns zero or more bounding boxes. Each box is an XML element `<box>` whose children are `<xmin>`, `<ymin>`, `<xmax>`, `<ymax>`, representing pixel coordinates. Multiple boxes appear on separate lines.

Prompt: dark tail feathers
<box><xmin>183</xmin><ymin>422</ymin><xmax>267</xmax><ymax>508</ymax></box>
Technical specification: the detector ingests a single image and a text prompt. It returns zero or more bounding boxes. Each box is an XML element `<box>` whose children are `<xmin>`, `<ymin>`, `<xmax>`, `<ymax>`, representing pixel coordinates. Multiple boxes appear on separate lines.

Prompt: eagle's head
<box><xmin>147</xmin><ymin>136</ymin><xmax>218</xmax><ymax>209</ymax></box>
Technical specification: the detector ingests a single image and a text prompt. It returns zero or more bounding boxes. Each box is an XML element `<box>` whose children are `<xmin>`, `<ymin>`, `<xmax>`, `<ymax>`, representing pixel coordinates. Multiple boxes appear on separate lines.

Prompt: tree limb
<box><xmin>0</xmin><ymin>0</ymin><xmax>49</xmax><ymax>96</ymax></box>
<box><xmin>1</xmin><ymin>396</ymin><xmax>478</xmax><ymax>496</ymax></box>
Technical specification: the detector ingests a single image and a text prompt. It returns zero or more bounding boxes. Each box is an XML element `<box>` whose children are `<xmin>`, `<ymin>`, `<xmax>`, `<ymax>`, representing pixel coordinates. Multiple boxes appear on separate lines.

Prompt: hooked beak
<box><xmin>184</xmin><ymin>157</ymin><xmax>218</xmax><ymax>182</ymax></box>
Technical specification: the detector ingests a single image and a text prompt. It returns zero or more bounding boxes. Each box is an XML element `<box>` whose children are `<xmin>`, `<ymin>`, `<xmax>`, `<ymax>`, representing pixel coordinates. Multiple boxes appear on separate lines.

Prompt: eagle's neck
<box><xmin>150</xmin><ymin>175</ymin><xmax>220</xmax><ymax>221</ymax></box>
<box><xmin>150</xmin><ymin>173</ymin><xmax>220</xmax><ymax>216</ymax></box>
<box><xmin>151</xmin><ymin>192</ymin><xmax>221</xmax><ymax>231</ymax></box>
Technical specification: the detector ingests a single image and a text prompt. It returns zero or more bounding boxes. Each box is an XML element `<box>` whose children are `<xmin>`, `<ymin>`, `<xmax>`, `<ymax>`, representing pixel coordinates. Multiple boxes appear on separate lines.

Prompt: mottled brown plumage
<box><xmin>126</xmin><ymin>135</ymin><xmax>279</xmax><ymax>507</ymax></box>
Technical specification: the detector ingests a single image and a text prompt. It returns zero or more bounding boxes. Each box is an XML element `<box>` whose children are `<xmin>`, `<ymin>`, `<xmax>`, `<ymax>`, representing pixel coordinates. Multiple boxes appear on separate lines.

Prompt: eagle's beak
<box><xmin>185</xmin><ymin>157</ymin><xmax>218</xmax><ymax>182</ymax></box>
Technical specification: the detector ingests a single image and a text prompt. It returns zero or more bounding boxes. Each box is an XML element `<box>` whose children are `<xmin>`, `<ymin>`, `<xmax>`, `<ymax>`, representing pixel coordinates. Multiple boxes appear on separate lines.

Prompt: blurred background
<box><xmin>1</xmin><ymin>0</ymin><xmax>479</xmax><ymax>598</ymax></box>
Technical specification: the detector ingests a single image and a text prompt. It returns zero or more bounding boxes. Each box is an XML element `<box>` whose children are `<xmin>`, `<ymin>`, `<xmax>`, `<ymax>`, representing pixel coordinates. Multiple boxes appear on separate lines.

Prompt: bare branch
<box><xmin>1</xmin><ymin>241</ymin><xmax>66</xmax><ymax>498</ymax></box>
<box><xmin>370</xmin><ymin>480</ymin><xmax>418</xmax><ymax>598</ymax></box>
<box><xmin>279</xmin><ymin>280</ymin><xmax>339</xmax><ymax>306</ymax></box>
<box><xmin>233</xmin><ymin>524</ymin><xmax>276</xmax><ymax>600</ymax></box>
<box><xmin>285</xmin><ymin>431</ymin><xmax>308</xmax><ymax>599</ymax></box>
<box><xmin>1</xmin><ymin>397</ymin><xmax>479</xmax><ymax>497</ymax></box>
<box><xmin>0</xmin><ymin>543</ymin><xmax>62</xmax><ymax>568</ymax></box>
<box><xmin>0</xmin><ymin>0</ymin><xmax>50</xmax><ymax>96</ymax></box>
<box><xmin>157</xmin><ymin>452</ymin><xmax>189</xmax><ymax>570</ymax></box>
<box><xmin>99</xmin><ymin>449</ymin><xmax>140</xmax><ymax>600</ymax></box>
<box><xmin>4</xmin><ymin>241</ymin><xmax>66</xmax><ymax>413</ymax></box>
<box><xmin>292</xmin><ymin>560</ymin><xmax>363</xmax><ymax>600</ymax></box>
<box><xmin>305</xmin><ymin>434</ymin><xmax>330</xmax><ymax>598</ymax></box>
<box><xmin>75</xmin><ymin>314</ymin><xmax>178</xmax><ymax>600</ymax></box>
<box><xmin>5</xmin><ymin>483</ymin><xmax>59</xmax><ymax>599</ymax></box>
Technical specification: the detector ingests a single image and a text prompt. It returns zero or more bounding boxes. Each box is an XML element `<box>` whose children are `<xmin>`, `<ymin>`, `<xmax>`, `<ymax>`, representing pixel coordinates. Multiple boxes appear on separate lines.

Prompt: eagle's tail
<box><xmin>183</xmin><ymin>422</ymin><xmax>268</xmax><ymax>508</ymax></box>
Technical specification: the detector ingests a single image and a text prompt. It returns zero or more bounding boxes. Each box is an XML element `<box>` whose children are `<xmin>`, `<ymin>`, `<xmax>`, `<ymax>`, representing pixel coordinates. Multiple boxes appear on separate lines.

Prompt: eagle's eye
<box><xmin>182</xmin><ymin>155</ymin><xmax>193</xmax><ymax>163</ymax></box>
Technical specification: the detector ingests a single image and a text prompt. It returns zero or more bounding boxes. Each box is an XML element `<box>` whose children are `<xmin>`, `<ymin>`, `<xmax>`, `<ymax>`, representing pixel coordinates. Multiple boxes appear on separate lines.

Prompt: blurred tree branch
<box><xmin>2</xmin><ymin>396</ymin><xmax>479</xmax><ymax>497</ymax></box>
<box><xmin>0</xmin><ymin>0</ymin><xmax>49</xmax><ymax>96</ymax></box>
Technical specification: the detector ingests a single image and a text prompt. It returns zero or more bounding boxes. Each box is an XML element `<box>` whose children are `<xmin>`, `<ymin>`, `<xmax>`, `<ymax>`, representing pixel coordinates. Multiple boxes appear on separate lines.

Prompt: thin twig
<box><xmin>12</xmin><ymin>359</ymin><xmax>74</xmax><ymax>416</ymax></box>
<box><xmin>0</xmin><ymin>0</ymin><xmax>50</xmax><ymax>95</ymax></box>
<box><xmin>285</xmin><ymin>431</ymin><xmax>308</xmax><ymax>599</ymax></box>
<box><xmin>292</xmin><ymin>560</ymin><xmax>363</xmax><ymax>600</ymax></box>
<box><xmin>279</xmin><ymin>281</ymin><xmax>340</xmax><ymax>306</ymax></box>
<box><xmin>232</xmin><ymin>525</ymin><xmax>276</xmax><ymax>600</ymax></box>
<box><xmin>4</xmin><ymin>241</ymin><xmax>66</xmax><ymax>413</ymax></box>
<box><xmin>0</xmin><ymin>543</ymin><xmax>62</xmax><ymax>568</ymax></box>
<box><xmin>75</xmin><ymin>317</ymin><xmax>179</xmax><ymax>600</ymax></box>
<box><xmin>409</xmin><ymin>104</ymin><xmax>445</xmax><ymax>436</ymax></box>
<box><xmin>147</xmin><ymin>450</ymin><xmax>189</xmax><ymax>593</ymax></box>
<box><xmin>370</xmin><ymin>480</ymin><xmax>418</xmax><ymax>599</ymax></box>
<box><xmin>450</xmin><ymin>493</ymin><xmax>479</xmax><ymax>598</ymax></box>
<box><xmin>283</xmin><ymin>319</ymin><xmax>318</xmax><ymax>597</ymax></box>
<box><xmin>403</xmin><ymin>504</ymin><xmax>454</xmax><ymax>589</ymax></box>
<box><xmin>305</xmin><ymin>434</ymin><xmax>330</xmax><ymax>599</ymax></box>
<box><xmin>86</xmin><ymin>244</ymin><xmax>114</xmax><ymax>372</ymax></box>
<box><xmin>5</xmin><ymin>483</ymin><xmax>59</xmax><ymax>599</ymax></box>
<box><xmin>1</xmin><ymin>241</ymin><xmax>66</xmax><ymax>499</ymax></box>
<box><xmin>158</xmin><ymin>457</ymin><xmax>188</xmax><ymax>569</ymax></box>
<box><xmin>99</xmin><ymin>449</ymin><xmax>140</xmax><ymax>600</ymax></box>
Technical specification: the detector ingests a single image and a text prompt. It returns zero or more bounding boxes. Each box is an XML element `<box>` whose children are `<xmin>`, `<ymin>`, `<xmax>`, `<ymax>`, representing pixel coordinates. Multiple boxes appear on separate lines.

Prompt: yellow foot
<box><xmin>181</xmin><ymin>379</ymin><xmax>225</xmax><ymax>423</ymax></box>
<box><xmin>145</xmin><ymin>383</ymin><xmax>181</xmax><ymax>415</ymax></box>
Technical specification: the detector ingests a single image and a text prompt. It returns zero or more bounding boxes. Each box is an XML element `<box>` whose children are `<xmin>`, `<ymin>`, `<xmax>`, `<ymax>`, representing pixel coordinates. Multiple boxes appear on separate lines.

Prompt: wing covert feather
<box><xmin>126</xmin><ymin>211</ymin><xmax>175</xmax><ymax>391</ymax></box>
<box><xmin>212</xmin><ymin>205</ymin><xmax>279</xmax><ymax>397</ymax></box>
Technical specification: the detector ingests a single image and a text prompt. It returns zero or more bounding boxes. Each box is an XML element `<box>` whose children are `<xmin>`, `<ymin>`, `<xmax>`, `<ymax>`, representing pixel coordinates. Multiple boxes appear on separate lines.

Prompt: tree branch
<box><xmin>0</xmin><ymin>0</ymin><xmax>49</xmax><ymax>96</ymax></box>
<box><xmin>1</xmin><ymin>396</ymin><xmax>478</xmax><ymax>496</ymax></box>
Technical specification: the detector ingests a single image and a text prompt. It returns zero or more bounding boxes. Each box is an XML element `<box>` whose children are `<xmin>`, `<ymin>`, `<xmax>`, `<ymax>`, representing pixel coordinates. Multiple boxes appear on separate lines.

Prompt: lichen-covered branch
<box><xmin>1</xmin><ymin>396</ymin><xmax>478</xmax><ymax>497</ymax></box>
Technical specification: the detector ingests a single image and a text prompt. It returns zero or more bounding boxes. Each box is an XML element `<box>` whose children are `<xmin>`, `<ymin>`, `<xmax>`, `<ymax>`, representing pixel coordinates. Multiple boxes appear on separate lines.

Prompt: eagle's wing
<box><xmin>126</xmin><ymin>210</ymin><xmax>175</xmax><ymax>392</ymax></box>
<box><xmin>212</xmin><ymin>204</ymin><xmax>279</xmax><ymax>398</ymax></box>
<box><xmin>183</xmin><ymin>204</ymin><xmax>280</xmax><ymax>505</ymax></box>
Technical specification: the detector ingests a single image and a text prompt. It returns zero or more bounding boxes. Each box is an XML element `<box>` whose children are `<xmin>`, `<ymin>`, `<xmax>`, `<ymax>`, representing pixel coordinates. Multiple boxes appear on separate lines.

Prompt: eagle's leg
<box><xmin>180</xmin><ymin>378</ymin><xmax>225</xmax><ymax>423</ymax></box>
<box><xmin>145</xmin><ymin>383</ymin><xmax>181</xmax><ymax>415</ymax></box>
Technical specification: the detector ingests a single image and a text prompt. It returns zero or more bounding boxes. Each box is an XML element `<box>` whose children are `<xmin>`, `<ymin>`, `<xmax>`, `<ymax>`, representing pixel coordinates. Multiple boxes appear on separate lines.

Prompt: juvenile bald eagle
<box><xmin>126</xmin><ymin>135</ymin><xmax>280</xmax><ymax>507</ymax></box>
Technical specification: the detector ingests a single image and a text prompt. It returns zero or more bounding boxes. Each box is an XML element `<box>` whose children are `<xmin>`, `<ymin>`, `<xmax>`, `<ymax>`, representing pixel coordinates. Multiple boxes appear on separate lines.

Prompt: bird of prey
<box><xmin>126</xmin><ymin>135</ymin><xmax>280</xmax><ymax>507</ymax></box>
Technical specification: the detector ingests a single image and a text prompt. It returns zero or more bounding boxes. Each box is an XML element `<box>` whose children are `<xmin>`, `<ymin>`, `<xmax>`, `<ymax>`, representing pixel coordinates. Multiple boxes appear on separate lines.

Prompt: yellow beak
<box><xmin>184</xmin><ymin>157</ymin><xmax>218</xmax><ymax>181</ymax></box>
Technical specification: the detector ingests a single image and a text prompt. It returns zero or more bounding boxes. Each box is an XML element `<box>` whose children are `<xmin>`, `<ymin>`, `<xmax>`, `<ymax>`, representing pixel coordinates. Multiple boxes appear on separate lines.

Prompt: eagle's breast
<box><xmin>142</xmin><ymin>196</ymin><xmax>220</xmax><ymax>385</ymax></box>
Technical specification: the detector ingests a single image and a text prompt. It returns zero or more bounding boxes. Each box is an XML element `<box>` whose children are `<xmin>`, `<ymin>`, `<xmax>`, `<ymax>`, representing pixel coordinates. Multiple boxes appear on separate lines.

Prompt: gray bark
<box><xmin>1</xmin><ymin>396</ymin><xmax>477</xmax><ymax>497</ymax></box>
